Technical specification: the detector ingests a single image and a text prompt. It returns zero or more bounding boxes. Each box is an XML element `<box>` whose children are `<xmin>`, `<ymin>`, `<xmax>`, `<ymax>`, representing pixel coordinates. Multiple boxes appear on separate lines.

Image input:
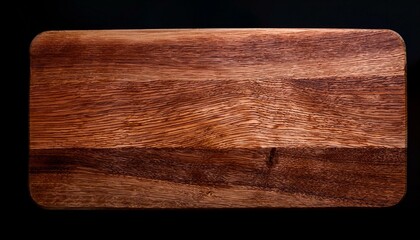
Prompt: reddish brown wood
<box><xmin>29</xmin><ymin>29</ymin><xmax>406</xmax><ymax>208</ymax></box>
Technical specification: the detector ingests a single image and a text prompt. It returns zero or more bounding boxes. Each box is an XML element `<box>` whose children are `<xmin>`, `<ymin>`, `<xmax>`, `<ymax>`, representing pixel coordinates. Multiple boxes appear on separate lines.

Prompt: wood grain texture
<box><xmin>29</xmin><ymin>29</ymin><xmax>406</xmax><ymax>208</ymax></box>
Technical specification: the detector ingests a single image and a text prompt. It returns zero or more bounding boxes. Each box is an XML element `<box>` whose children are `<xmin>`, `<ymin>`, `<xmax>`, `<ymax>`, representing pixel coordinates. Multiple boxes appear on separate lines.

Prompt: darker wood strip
<box><xmin>30</xmin><ymin>147</ymin><xmax>406</xmax><ymax>207</ymax></box>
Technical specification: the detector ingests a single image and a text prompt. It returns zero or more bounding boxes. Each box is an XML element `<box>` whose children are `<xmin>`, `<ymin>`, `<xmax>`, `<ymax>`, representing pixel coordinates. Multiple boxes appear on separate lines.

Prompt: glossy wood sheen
<box><xmin>29</xmin><ymin>29</ymin><xmax>406</xmax><ymax>208</ymax></box>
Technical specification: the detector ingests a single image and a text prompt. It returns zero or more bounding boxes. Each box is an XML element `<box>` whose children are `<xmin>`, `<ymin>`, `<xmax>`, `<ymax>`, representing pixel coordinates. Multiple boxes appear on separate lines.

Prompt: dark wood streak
<box><xmin>30</xmin><ymin>147</ymin><xmax>406</xmax><ymax>208</ymax></box>
<box><xmin>266</xmin><ymin>148</ymin><xmax>277</xmax><ymax>167</ymax></box>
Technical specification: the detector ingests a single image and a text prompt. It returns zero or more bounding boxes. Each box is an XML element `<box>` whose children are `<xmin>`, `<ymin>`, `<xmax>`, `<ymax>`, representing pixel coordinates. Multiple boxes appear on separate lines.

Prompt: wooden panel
<box><xmin>29</xmin><ymin>29</ymin><xmax>406</xmax><ymax>208</ymax></box>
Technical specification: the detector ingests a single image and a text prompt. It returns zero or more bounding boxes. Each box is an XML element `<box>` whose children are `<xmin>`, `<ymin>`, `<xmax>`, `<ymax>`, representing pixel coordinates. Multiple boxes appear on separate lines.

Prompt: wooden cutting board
<box><xmin>30</xmin><ymin>29</ymin><xmax>406</xmax><ymax>208</ymax></box>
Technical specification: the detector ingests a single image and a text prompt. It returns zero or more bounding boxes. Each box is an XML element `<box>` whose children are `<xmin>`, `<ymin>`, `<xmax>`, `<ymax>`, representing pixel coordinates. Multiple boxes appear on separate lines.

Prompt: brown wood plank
<box><xmin>29</xmin><ymin>29</ymin><xmax>406</xmax><ymax>208</ymax></box>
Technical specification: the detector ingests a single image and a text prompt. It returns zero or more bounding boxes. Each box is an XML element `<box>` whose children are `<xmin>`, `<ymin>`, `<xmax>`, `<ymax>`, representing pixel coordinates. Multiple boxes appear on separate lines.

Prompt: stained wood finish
<box><xmin>29</xmin><ymin>29</ymin><xmax>406</xmax><ymax>208</ymax></box>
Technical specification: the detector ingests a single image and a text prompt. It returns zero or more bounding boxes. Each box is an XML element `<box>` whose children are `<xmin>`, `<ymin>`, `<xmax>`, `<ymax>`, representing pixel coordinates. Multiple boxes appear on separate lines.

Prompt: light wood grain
<box><xmin>29</xmin><ymin>29</ymin><xmax>406</xmax><ymax>208</ymax></box>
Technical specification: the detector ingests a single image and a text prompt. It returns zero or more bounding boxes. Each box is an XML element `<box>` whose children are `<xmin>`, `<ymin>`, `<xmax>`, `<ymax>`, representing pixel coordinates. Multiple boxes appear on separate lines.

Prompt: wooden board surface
<box><xmin>29</xmin><ymin>29</ymin><xmax>406</xmax><ymax>208</ymax></box>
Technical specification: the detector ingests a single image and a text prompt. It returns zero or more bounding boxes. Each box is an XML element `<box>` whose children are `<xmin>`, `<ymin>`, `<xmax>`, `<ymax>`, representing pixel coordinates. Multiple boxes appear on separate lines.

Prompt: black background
<box><xmin>9</xmin><ymin>0</ymin><xmax>420</xmax><ymax>229</ymax></box>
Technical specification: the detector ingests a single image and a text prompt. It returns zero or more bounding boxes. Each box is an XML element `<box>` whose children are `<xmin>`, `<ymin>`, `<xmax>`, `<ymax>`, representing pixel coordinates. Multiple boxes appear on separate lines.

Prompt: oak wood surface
<box><xmin>29</xmin><ymin>29</ymin><xmax>406</xmax><ymax>208</ymax></box>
